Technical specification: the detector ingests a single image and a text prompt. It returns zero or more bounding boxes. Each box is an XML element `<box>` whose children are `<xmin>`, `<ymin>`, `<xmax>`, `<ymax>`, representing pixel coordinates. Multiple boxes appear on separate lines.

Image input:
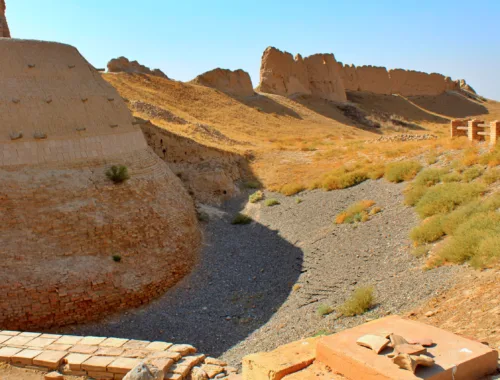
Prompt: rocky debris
<box><xmin>371</xmin><ymin>133</ymin><xmax>438</xmax><ymax>143</ymax></box>
<box><xmin>190</xmin><ymin>366</ymin><xmax>209</xmax><ymax>380</ymax></box>
<box><xmin>130</xmin><ymin>101</ymin><xmax>187</xmax><ymax>124</ymax></box>
<box><xmin>191</xmin><ymin>68</ymin><xmax>254</xmax><ymax>97</ymax></box>
<box><xmin>124</xmin><ymin>363</ymin><xmax>163</xmax><ymax>380</ymax></box>
<box><xmin>387</xmin><ymin>343</ymin><xmax>427</xmax><ymax>358</ymax></box>
<box><xmin>392</xmin><ymin>353</ymin><xmax>435</xmax><ymax>373</ymax></box>
<box><xmin>257</xmin><ymin>47</ymin><xmax>347</xmax><ymax>102</ymax></box>
<box><xmin>44</xmin><ymin>372</ymin><xmax>63</xmax><ymax>380</ymax></box>
<box><xmin>107</xmin><ymin>56</ymin><xmax>168</xmax><ymax>78</ymax></box>
<box><xmin>356</xmin><ymin>335</ymin><xmax>390</xmax><ymax>354</ymax></box>
<box><xmin>0</xmin><ymin>0</ymin><xmax>10</xmax><ymax>38</ymax></box>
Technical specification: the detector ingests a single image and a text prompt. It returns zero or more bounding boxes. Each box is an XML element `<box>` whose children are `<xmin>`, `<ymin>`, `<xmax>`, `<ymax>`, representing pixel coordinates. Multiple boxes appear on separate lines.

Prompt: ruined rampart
<box><xmin>0</xmin><ymin>0</ymin><xmax>10</xmax><ymax>38</ymax></box>
<box><xmin>190</xmin><ymin>68</ymin><xmax>254</xmax><ymax>97</ymax></box>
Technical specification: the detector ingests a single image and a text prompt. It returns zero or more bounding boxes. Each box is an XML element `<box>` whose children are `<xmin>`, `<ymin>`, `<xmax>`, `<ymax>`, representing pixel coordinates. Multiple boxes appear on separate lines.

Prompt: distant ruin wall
<box><xmin>258</xmin><ymin>46</ymin><xmax>463</xmax><ymax>99</ymax></box>
<box><xmin>257</xmin><ymin>47</ymin><xmax>346</xmax><ymax>102</ymax></box>
<box><xmin>0</xmin><ymin>0</ymin><xmax>11</xmax><ymax>38</ymax></box>
<box><xmin>190</xmin><ymin>68</ymin><xmax>254</xmax><ymax>97</ymax></box>
<box><xmin>107</xmin><ymin>56</ymin><xmax>168</xmax><ymax>78</ymax></box>
<box><xmin>0</xmin><ymin>39</ymin><xmax>200</xmax><ymax>329</ymax></box>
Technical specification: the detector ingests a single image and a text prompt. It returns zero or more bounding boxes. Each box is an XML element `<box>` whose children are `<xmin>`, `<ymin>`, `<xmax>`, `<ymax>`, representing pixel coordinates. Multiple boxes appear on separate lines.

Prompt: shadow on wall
<box><xmin>291</xmin><ymin>94</ymin><xmax>383</xmax><ymax>134</ymax></box>
<box><xmin>139</xmin><ymin>119</ymin><xmax>257</xmax><ymax>205</ymax></box>
<box><xmin>59</xmin><ymin>193</ymin><xmax>304</xmax><ymax>358</ymax></box>
<box><xmin>346</xmin><ymin>91</ymin><xmax>449</xmax><ymax>125</ymax></box>
<box><xmin>407</xmin><ymin>92</ymin><xmax>489</xmax><ymax>119</ymax></box>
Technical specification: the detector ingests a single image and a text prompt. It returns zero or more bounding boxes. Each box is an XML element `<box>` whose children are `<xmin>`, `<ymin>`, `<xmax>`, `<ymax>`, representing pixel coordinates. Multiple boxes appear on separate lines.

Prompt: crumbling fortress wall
<box><xmin>107</xmin><ymin>56</ymin><xmax>168</xmax><ymax>78</ymax></box>
<box><xmin>256</xmin><ymin>47</ymin><xmax>347</xmax><ymax>102</ymax></box>
<box><xmin>258</xmin><ymin>47</ymin><xmax>463</xmax><ymax>100</ymax></box>
<box><xmin>0</xmin><ymin>0</ymin><xmax>11</xmax><ymax>37</ymax></box>
<box><xmin>0</xmin><ymin>39</ymin><xmax>200</xmax><ymax>330</ymax></box>
<box><xmin>190</xmin><ymin>68</ymin><xmax>254</xmax><ymax>97</ymax></box>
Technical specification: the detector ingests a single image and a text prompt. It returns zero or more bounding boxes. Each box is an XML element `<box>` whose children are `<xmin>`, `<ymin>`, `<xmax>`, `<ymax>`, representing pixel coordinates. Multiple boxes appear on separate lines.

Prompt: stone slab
<box><xmin>33</xmin><ymin>350</ymin><xmax>68</xmax><ymax>369</ymax></box>
<box><xmin>282</xmin><ymin>362</ymin><xmax>347</xmax><ymax>379</ymax></box>
<box><xmin>4</xmin><ymin>335</ymin><xmax>36</xmax><ymax>346</ymax></box>
<box><xmin>0</xmin><ymin>346</ymin><xmax>23</xmax><ymax>362</ymax></box>
<box><xmin>317</xmin><ymin>316</ymin><xmax>499</xmax><ymax>380</ymax></box>
<box><xmin>0</xmin><ymin>335</ymin><xmax>12</xmax><ymax>344</ymax></box>
<box><xmin>54</xmin><ymin>335</ymin><xmax>83</xmax><ymax>345</ymax></box>
<box><xmin>81</xmin><ymin>355</ymin><xmax>115</xmax><ymax>372</ymax></box>
<box><xmin>0</xmin><ymin>331</ymin><xmax>20</xmax><ymax>336</ymax></box>
<box><xmin>242</xmin><ymin>337</ymin><xmax>319</xmax><ymax>380</ymax></box>
<box><xmin>79</xmin><ymin>336</ymin><xmax>107</xmax><ymax>346</ymax></box>
<box><xmin>27</xmin><ymin>337</ymin><xmax>57</xmax><ymax>348</ymax></box>
<box><xmin>146</xmin><ymin>341</ymin><xmax>173</xmax><ymax>351</ymax></box>
<box><xmin>19</xmin><ymin>332</ymin><xmax>42</xmax><ymax>338</ymax></box>
<box><xmin>107</xmin><ymin>357</ymin><xmax>141</xmax><ymax>373</ymax></box>
<box><xmin>64</xmin><ymin>353</ymin><xmax>91</xmax><ymax>371</ymax></box>
<box><xmin>69</xmin><ymin>344</ymin><xmax>99</xmax><ymax>354</ymax></box>
<box><xmin>100</xmin><ymin>337</ymin><xmax>129</xmax><ymax>348</ymax></box>
<box><xmin>11</xmin><ymin>349</ymin><xmax>43</xmax><ymax>366</ymax></box>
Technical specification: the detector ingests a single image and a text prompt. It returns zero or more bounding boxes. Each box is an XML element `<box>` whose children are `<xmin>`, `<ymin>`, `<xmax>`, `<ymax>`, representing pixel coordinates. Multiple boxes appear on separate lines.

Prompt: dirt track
<box><xmin>65</xmin><ymin>180</ymin><xmax>462</xmax><ymax>366</ymax></box>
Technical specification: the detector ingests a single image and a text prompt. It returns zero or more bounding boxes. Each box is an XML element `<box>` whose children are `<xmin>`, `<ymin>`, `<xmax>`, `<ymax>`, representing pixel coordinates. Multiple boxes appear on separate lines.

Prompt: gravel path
<box><xmin>63</xmin><ymin>180</ymin><xmax>462</xmax><ymax>366</ymax></box>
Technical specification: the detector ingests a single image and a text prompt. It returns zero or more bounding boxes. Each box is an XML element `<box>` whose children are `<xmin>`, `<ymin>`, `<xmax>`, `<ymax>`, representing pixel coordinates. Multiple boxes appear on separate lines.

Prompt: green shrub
<box><xmin>197</xmin><ymin>211</ymin><xmax>209</xmax><ymax>222</ymax></box>
<box><xmin>321</xmin><ymin>169</ymin><xmax>368</xmax><ymax>191</ymax></box>
<box><xmin>338</xmin><ymin>286</ymin><xmax>375</xmax><ymax>317</ymax></box>
<box><xmin>442</xmin><ymin>172</ymin><xmax>462</xmax><ymax>183</ymax></box>
<box><xmin>295</xmin><ymin>197</ymin><xmax>303</xmax><ymax>204</ymax></box>
<box><xmin>317</xmin><ymin>304</ymin><xmax>334</xmax><ymax>317</ymax></box>
<box><xmin>281</xmin><ymin>183</ymin><xmax>305</xmax><ymax>196</ymax></box>
<box><xmin>413</xmin><ymin>168</ymin><xmax>448</xmax><ymax>187</ymax></box>
<box><xmin>106</xmin><ymin>165</ymin><xmax>130</xmax><ymax>183</ymax></box>
<box><xmin>264</xmin><ymin>198</ymin><xmax>280</xmax><ymax>207</ymax></box>
<box><xmin>481</xmin><ymin>168</ymin><xmax>500</xmax><ymax>185</ymax></box>
<box><xmin>404</xmin><ymin>184</ymin><xmax>428</xmax><ymax>206</ymax></box>
<box><xmin>414</xmin><ymin>183</ymin><xmax>485</xmax><ymax>218</ymax></box>
<box><xmin>366</xmin><ymin>164</ymin><xmax>386</xmax><ymax>180</ymax></box>
<box><xmin>410</xmin><ymin>216</ymin><xmax>444</xmax><ymax>244</ymax></box>
<box><xmin>369</xmin><ymin>206</ymin><xmax>382</xmax><ymax>216</ymax></box>
<box><xmin>232</xmin><ymin>213</ymin><xmax>252</xmax><ymax>225</ymax></box>
<box><xmin>249</xmin><ymin>190</ymin><xmax>264</xmax><ymax>203</ymax></box>
<box><xmin>462</xmin><ymin>166</ymin><xmax>484</xmax><ymax>182</ymax></box>
<box><xmin>436</xmin><ymin>212</ymin><xmax>500</xmax><ymax>268</ymax></box>
<box><xmin>112</xmin><ymin>255</ymin><xmax>122</xmax><ymax>262</ymax></box>
<box><xmin>312</xmin><ymin>329</ymin><xmax>331</xmax><ymax>337</ymax></box>
<box><xmin>384</xmin><ymin>161</ymin><xmax>422</xmax><ymax>183</ymax></box>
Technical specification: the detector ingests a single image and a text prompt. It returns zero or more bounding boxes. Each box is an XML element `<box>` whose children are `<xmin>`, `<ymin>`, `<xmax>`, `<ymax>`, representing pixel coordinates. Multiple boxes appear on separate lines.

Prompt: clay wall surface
<box><xmin>107</xmin><ymin>56</ymin><xmax>168</xmax><ymax>78</ymax></box>
<box><xmin>257</xmin><ymin>47</ymin><xmax>346</xmax><ymax>102</ymax></box>
<box><xmin>140</xmin><ymin>120</ymin><xmax>245</xmax><ymax>204</ymax></box>
<box><xmin>0</xmin><ymin>0</ymin><xmax>10</xmax><ymax>38</ymax></box>
<box><xmin>190</xmin><ymin>68</ymin><xmax>254</xmax><ymax>97</ymax></box>
<box><xmin>0</xmin><ymin>39</ymin><xmax>200</xmax><ymax>329</ymax></box>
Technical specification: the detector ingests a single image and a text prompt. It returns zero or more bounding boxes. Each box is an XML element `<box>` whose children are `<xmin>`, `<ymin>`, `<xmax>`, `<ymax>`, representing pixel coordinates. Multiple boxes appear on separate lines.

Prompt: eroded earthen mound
<box><xmin>257</xmin><ymin>47</ymin><xmax>347</xmax><ymax>102</ymax></box>
<box><xmin>0</xmin><ymin>0</ymin><xmax>11</xmax><ymax>37</ymax></box>
<box><xmin>191</xmin><ymin>68</ymin><xmax>254</xmax><ymax>97</ymax></box>
<box><xmin>107</xmin><ymin>56</ymin><xmax>168</xmax><ymax>78</ymax></box>
<box><xmin>0</xmin><ymin>39</ymin><xmax>200</xmax><ymax>330</ymax></box>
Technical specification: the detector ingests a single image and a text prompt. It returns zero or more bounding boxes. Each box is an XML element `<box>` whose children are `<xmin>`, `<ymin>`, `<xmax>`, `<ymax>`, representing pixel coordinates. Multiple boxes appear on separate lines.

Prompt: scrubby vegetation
<box><xmin>112</xmin><ymin>255</ymin><xmax>122</xmax><ymax>262</ymax></box>
<box><xmin>316</xmin><ymin>304</ymin><xmax>334</xmax><ymax>317</ymax></box>
<box><xmin>280</xmin><ymin>183</ymin><xmax>305</xmax><ymax>196</ymax></box>
<box><xmin>384</xmin><ymin>161</ymin><xmax>422</xmax><ymax>183</ymax></box>
<box><xmin>335</xmin><ymin>200</ymin><xmax>379</xmax><ymax>224</ymax></box>
<box><xmin>264</xmin><ymin>198</ymin><xmax>280</xmax><ymax>207</ymax></box>
<box><xmin>338</xmin><ymin>286</ymin><xmax>375</xmax><ymax>317</ymax></box>
<box><xmin>406</xmin><ymin>146</ymin><xmax>500</xmax><ymax>269</ymax></box>
<box><xmin>106</xmin><ymin>165</ymin><xmax>130</xmax><ymax>183</ymax></box>
<box><xmin>249</xmin><ymin>190</ymin><xmax>264</xmax><ymax>203</ymax></box>
<box><xmin>232</xmin><ymin>213</ymin><xmax>252</xmax><ymax>225</ymax></box>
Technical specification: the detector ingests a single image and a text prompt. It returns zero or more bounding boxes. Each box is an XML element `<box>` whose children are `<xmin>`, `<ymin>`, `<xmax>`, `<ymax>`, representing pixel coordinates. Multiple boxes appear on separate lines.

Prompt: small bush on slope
<box><xmin>280</xmin><ymin>183</ymin><xmax>305</xmax><ymax>196</ymax></box>
<box><xmin>335</xmin><ymin>200</ymin><xmax>376</xmax><ymax>224</ymax></box>
<box><xmin>437</xmin><ymin>212</ymin><xmax>500</xmax><ymax>268</ymax></box>
<box><xmin>317</xmin><ymin>304</ymin><xmax>334</xmax><ymax>317</ymax></box>
<box><xmin>249</xmin><ymin>191</ymin><xmax>264</xmax><ymax>203</ymax></box>
<box><xmin>264</xmin><ymin>198</ymin><xmax>280</xmax><ymax>207</ymax></box>
<box><xmin>338</xmin><ymin>286</ymin><xmax>375</xmax><ymax>317</ymax></box>
<box><xmin>384</xmin><ymin>161</ymin><xmax>422</xmax><ymax>183</ymax></box>
<box><xmin>414</xmin><ymin>183</ymin><xmax>485</xmax><ymax>218</ymax></box>
<box><xmin>462</xmin><ymin>165</ymin><xmax>484</xmax><ymax>182</ymax></box>
<box><xmin>232</xmin><ymin>213</ymin><xmax>252</xmax><ymax>225</ymax></box>
<box><xmin>481</xmin><ymin>168</ymin><xmax>500</xmax><ymax>185</ymax></box>
<box><xmin>410</xmin><ymin>216</ymin><xmax>444</xmax><ymax>244</ymax></box>
<box><xmin>106</xmin><ymin>165</ymin><xmax>130</xmax><ymax>183</ymax></box>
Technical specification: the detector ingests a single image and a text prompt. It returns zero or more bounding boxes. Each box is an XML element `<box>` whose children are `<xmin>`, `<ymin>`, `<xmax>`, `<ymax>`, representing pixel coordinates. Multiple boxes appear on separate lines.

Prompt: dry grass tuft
<box><xmin>335</xmin><ymin>200</ymin><xmax>376</xmax><ymax>224</ymax></box>
<box><xmin>280</xmin><ymin>183</ymin><xmax>305</xmax><ymax>196</ymax></box>
<box><xmin>249</xmin><ymin>190</ymin><xmax>264</xmax><ymax>203</ymax></box>
<box><xmin>338</xmin><ymin>286</ymin><xmax>375</xmax><ymax>317</ymax></box>
<box><xmin>384</xmin><ymin>161</ymin><xmax>422</xmax><ymax>183</ymax></box>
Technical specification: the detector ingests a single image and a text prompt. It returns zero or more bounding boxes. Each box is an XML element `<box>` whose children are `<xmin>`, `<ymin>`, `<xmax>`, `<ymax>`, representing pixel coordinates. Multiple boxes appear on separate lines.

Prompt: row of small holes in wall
<box><xmin>8</xmin><ymin>123</ymin><xmax>120</xmax><ymax>141</ymax></box>
<box><xmin>10</xmin><ymin>97</ymin><xmax>116</xmax><ymax>104</ymax></box>
<box><xmin>26</xmin><ymin>64</ymin><xmax>76</xmax><ymax>69</ymax></box>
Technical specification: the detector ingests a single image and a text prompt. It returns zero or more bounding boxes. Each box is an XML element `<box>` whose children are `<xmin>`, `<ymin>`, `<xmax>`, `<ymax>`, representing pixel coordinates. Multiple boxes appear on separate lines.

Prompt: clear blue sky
<box><xmin>8</xmin><ymin>0</ymin><xmax>500</xmax><ymax>100</ymax></box>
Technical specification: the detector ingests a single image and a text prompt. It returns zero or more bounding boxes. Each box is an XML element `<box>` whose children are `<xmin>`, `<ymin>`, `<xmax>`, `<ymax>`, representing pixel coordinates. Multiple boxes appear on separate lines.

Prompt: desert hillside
<box><xmin>103</xmin><ymin>72</ymin><xmax>499</xmax><ymax>193</ymax></box>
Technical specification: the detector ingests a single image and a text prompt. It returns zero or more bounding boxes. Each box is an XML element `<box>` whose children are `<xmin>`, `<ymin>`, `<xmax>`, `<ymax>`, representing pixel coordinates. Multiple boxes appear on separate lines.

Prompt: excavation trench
<box><xmin>63</xmin><ymin>179</ymin><xmax>461</xmax><ymax>366</ymax></box>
